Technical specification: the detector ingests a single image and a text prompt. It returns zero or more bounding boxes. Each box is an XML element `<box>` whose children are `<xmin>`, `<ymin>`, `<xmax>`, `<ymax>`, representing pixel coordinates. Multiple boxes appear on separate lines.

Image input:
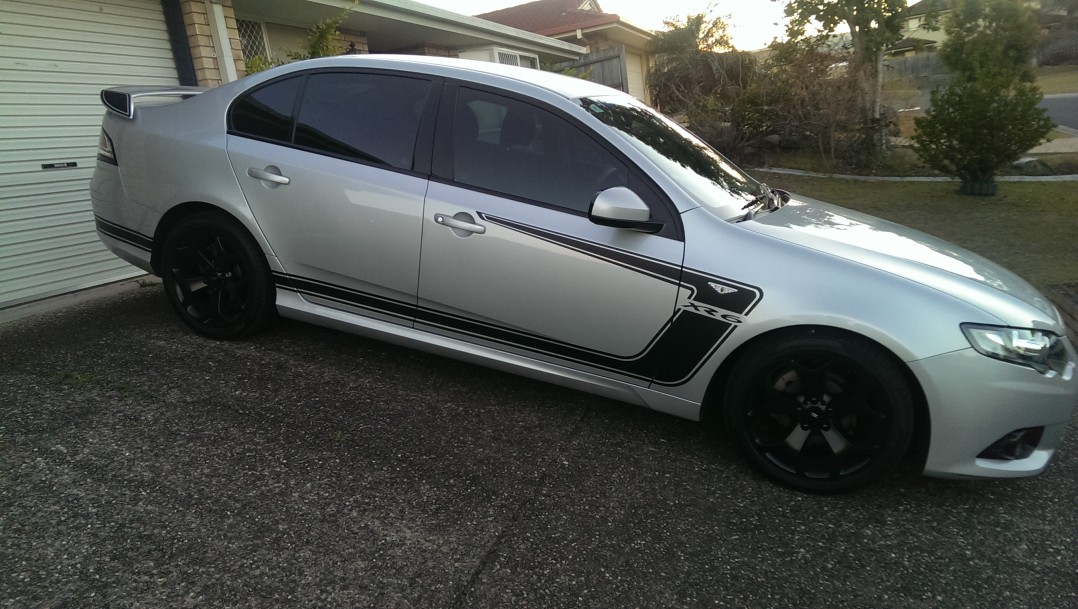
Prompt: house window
<box><xmin>237</xmin><ymin>19</ymin><xmax>269</xmax><ymax>61</ymax></box>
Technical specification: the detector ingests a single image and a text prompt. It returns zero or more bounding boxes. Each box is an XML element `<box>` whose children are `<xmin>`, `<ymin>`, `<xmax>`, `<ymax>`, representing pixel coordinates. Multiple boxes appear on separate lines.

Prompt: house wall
<box><xmin>179</xmin><ymin>0</ymin><xmax>245</xmax><ymax>85</ymax></box>
<box><xmin>261</xmin><ymin>22</ymin><xmax>368</xmax><ymax>64</ymax></box>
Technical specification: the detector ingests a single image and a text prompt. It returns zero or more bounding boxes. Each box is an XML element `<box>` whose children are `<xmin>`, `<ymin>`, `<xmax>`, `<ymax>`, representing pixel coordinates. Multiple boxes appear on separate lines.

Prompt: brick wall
<box><xmin>339</xmin><ymin>29</ymin><xmax>369</xmax><ymax>56</ymax></box>
<box><xmin>179</xmin><ymin>0</ymin><xmax>244</xmax><ymax>86</ymax></box>
<box><xmin>393</xmin><ymin>45</ymin><xmax>457</xmax><ymax>57</ymax></box>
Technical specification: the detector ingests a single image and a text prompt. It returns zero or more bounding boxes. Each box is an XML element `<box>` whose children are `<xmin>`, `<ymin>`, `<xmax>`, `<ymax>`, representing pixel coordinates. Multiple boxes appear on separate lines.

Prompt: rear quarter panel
<box><xmin>104</xmin><ymin>85</ymin><xmax>273</xmax><ymax>258</ymax></box>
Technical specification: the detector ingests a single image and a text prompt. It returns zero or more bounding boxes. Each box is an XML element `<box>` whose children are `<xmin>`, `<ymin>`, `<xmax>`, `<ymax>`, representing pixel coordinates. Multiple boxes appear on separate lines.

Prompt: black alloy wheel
<box><xmin>723</xmin><ymin>330</ymin><xmax>914</xmax><ymax>493</ymax></box>
<box><xmin>160</xmin><ymin>212</ymin><xmax>275</xmax><ymax>339</ymax></box>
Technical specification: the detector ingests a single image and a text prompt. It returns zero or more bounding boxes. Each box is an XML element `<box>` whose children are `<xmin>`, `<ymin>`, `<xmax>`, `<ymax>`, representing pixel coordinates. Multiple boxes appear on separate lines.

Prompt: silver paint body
<box><xmin>91</xmin><ymin>55</ymin><xmax>1078</xmax><ymax>480</ymax></box>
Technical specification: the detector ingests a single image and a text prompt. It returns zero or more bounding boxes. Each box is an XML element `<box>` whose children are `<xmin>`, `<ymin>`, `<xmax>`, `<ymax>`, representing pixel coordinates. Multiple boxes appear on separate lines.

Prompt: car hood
<box><xmin>741</xmin><ymin>196</ymin><xmax>1057</xmax><ymax>322</ymax></box>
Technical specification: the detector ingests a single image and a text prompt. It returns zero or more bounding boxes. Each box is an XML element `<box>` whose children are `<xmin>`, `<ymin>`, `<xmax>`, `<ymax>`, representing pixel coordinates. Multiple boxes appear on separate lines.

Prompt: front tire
<box><xmin>160</xmin><ymin>212</ymin><xmax>276</xmax><ymax>340</ymax></box>
<box><xmin>723</xmin><ymin>330</ymin><xmax>914</xmax><ymax>493</ymax></box>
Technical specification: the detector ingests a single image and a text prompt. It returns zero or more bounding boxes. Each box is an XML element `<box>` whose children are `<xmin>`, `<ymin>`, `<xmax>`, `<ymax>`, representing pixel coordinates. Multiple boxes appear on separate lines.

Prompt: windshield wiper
<box><xmin>740</xmin><ymin>184</ymin><xmax>790</xmax><ymax>221</ymax></box>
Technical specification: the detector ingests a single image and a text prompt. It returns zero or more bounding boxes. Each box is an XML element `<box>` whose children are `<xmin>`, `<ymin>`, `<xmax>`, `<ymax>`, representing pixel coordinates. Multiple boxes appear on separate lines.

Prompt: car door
<box><xmin>416</xmin><ymin>85</ymin><xmax>685</xmax><ymax>386</ymax></box>
<box><xmin>225</xmin><ymin>70</ymin><xmax>438</xmax><ymax>324</ymax></box>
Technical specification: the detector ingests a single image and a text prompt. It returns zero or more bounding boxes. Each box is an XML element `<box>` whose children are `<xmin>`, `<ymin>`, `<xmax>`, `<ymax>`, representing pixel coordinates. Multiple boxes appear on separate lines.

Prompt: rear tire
<box><xmin>723</xmin><ymin>329</ymin><xmax>914</xmax><ymax>493</ymax></box>
<box><xmin>160</xmin><ymin>212</ymin><xmax>276</xmax><ymax>339</ymax></box>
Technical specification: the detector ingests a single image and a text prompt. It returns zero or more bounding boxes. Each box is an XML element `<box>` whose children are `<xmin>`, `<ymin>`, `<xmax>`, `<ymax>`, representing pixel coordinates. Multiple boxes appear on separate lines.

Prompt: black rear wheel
<box><xmin>723</xmin><ymin>329</ymin><xmax>914</xmax><ymax>493</ymax></box>
<box><xmin>160</xmin><ymin>212</ymin><xmax>275</xmax><ymax>339</ymax></box>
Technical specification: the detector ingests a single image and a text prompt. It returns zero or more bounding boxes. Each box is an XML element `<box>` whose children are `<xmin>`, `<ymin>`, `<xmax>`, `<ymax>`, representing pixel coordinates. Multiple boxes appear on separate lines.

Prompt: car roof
<box><xmin>269</xmin><ymin>54</ymin><xmax>625</xmax><ymax>101</ymax></box>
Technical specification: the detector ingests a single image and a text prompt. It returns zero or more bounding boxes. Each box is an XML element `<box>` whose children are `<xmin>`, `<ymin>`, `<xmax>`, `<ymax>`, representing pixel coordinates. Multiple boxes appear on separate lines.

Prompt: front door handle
<box><xmin>434</xmin><ymin>213</ymin><xmax>486</xmax><ymax>235</ymax></box>
<box><xmin>247</xmin><ymin>166</ymin><xmax>290</xmax><ymax>185</ymax></box>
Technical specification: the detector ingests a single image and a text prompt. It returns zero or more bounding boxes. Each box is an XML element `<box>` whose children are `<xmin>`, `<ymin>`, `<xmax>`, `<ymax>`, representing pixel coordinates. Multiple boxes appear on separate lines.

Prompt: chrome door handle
<box><xmin>247</xmin><ymin>167</ymin><xmax>290</xmax><ymax>185</ymax></box>
<box><xmin>434</xmin><ymin>213</ymin><xmax>486</xmax><ymax>235</ymax></box>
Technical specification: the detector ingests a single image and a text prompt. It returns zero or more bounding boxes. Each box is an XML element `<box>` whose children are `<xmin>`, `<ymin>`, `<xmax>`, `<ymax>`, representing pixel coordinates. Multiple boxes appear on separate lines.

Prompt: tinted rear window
<box><xmin>294</xmin><ymin>72</ymin><xmax>432</xmax><ymax>170</ymax></box>
<box><xmin>229</xmin><ymin>76</ymin><xmax>303</xmax><ymax>142</ymax></box>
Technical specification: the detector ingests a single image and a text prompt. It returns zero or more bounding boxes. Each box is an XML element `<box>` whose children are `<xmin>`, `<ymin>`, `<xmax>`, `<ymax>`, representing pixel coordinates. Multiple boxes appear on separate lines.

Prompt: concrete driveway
<box><xmin>2</xmin><ymin>285</ymin><xmax>1077</xmax><ymax>608</ymax></box>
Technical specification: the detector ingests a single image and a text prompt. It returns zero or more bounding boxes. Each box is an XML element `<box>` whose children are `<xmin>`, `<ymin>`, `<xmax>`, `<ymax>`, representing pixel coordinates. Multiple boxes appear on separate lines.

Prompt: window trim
<box><xmin>431</xmin><ymin>80</ymin><xmax>683</xmax><ymax>242</ymax></box>
<box><xmin>226</xmin><ymin>68</ymin><xmax>442</xmax><ymax>177</ymax></box>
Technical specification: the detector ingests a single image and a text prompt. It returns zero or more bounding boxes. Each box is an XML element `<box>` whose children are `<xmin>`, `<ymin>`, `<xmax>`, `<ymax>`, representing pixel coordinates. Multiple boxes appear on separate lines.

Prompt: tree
<box><xmin>647</xmin><ymin>12</ymin><xmax>738</xmax><ymax>114</ymax></box>
<box><xmin>734</xmin><ymin>39</ymin><xmax>863</xmax><ymax>164</ymax></box>
<box><xmin>912</xmin><ymin>0</ymin><xmax>1054</xmax><ymax>195</ymax></box>
<box><xmin>776</xmin><ymin>0</ymin><xmax>908</xmax><ymax>158</ymax></box>
<box><xmin>245</xmin><ymin>3</ymin><xmax>356</xmax><ymax>73</ymax></box>
<box><xmin>647</xmin><ymin>12</ymin><xmax>756</xmax><ymax>153</ymax></box>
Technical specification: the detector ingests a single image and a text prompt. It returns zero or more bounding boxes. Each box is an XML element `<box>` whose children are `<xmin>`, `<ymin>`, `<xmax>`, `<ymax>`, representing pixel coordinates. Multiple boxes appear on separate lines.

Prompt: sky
<box><xmin>417</xmin><ymin>0</ymin><xmax>791</xmax><ymax>51</ymax></box>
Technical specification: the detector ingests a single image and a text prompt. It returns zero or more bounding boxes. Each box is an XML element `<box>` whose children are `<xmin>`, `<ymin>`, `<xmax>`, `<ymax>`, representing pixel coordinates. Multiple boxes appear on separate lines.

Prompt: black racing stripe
<box><xmin>680</xmin><ymin>268</ymin><xmax>762</xmax><ymax>316</ymax></box>
<box><xmin>479</xmin><ymin>213</ymin><xmax>682</xmax><ymax>285</ymax></box>
<box><xmin>273</xmin><ymin>214</ymin><xmax>764</xmax><ymax>387</ymax></box>
<box><xmin>416</xmin><ymin>306</ymin><xmax>669</xmax><ymax>382</ymax></box>
<box><xmin>273</xmin><ymin>272</ymin><xmax>415</xmax><ymax>321</ymax></box>
<box><xmin>94</xmin><ymin>215</ymin><xmax>153</xmax><ymax>252</ymax></box>
<box><xmin>649</xmin><ymin>312</ymin><xmax>737</xmax><ymax>386</ymax></box>
<box><xmin>479</xmin><ymin>212</ymin><xmax>762</xmax><ymax>315</ymax></box>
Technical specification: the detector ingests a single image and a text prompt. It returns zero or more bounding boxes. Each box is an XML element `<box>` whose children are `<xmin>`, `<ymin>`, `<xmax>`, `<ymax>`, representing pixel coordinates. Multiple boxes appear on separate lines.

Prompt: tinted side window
<box><xmin>453</xmin><ymin>88</ymin><xmax>627</xmax><ymax>212</ymax></box>
<box><xmin>295</xmin><ymin>72</ymin><xmax>432</xmax><ymax>171</ymax></box>
<box><xmin>230</xmin><ymin>76</ymin><xmax>303</xmax><ymax>142</ymax></box>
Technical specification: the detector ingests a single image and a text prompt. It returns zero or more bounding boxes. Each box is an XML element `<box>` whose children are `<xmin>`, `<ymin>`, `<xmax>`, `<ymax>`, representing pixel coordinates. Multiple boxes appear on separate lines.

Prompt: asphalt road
<box><xmin>1042</xmin><ymin>93</ymin><xmax>1078</xmax><ymax>133</ymax></box>
<box><xmin>2</xmin><ymin>286</ymin><xmax>1077</xmax><ymax>608</ymax></box>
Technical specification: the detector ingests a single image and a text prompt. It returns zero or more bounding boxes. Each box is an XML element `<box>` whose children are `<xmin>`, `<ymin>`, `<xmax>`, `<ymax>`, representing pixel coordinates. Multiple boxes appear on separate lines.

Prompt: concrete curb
<box><xmin>752</xmin><ymin>167</ymin><xmax>1078</xmax><ymax>182</ymax></box>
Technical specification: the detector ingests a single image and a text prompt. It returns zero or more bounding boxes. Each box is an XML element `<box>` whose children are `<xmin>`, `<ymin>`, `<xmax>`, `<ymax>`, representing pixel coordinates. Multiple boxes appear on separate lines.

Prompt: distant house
<box><xmin>888</xmin><ymin>0</ymin><xmax>954</xmax><ymax>57</ymax></box>
<box><xmin>891</xmin><ymin>0</ymin><xmax>1061</xmax><ymax>58</ymax></box>
<box><xmin>477</xmin><ymin>0</ymin><xmax>653</xmax><ymax>103</ymax></box>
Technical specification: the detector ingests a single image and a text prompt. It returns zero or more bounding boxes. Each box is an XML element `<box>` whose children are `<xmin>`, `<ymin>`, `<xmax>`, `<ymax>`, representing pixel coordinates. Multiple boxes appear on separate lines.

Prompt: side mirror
<box><xmin>588</xmin><ymin>187</ymin><xmax>664</xmax><ymax>234</ymax></box>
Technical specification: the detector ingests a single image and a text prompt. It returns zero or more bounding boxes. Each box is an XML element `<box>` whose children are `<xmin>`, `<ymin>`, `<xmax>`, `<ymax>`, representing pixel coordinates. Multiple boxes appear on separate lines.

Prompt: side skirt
<box><xmin>274</xmin><ymin>289</ymin><xmax>702</xmax><ymax>421</ymax></box>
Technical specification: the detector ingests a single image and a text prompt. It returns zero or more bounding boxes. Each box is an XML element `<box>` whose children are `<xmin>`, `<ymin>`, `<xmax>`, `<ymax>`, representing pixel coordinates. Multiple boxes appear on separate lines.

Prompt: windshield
<box><xmin>580</xmin><ymin>95</ymin><xmax>759</xmax><ymax>219</ymax></box>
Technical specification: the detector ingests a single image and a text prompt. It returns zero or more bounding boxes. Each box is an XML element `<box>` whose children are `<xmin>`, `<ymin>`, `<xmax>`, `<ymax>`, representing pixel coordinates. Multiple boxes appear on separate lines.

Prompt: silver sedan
<box><xmin>91</xmin><ymin>55</ymin><xmax>1078</xmax><ymax>492</ymax></box>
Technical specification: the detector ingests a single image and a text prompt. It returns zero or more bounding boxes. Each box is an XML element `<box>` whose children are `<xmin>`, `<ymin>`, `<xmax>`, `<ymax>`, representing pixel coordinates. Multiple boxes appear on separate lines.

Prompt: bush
<box><xmin>911</xmin><ymin>0</ymin><xmax>1054</xmax><ymax>194</ymax></box>
<box><xmin>913</xmin><ymin>80</ymin><xmax>1054</xmax><ymax>187</ymax></box>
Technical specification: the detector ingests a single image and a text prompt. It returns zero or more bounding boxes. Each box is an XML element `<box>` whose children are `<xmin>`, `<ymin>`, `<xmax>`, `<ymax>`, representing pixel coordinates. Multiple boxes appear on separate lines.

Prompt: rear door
<box><xmin>225</xmin><ymin>70</ymin><xmax>437</xmax><ymax>324</ymax></box>
<box><xmin>416</xmin><ymin>85</ymin><xmax>685</xmax><ymax>386</ymax></box>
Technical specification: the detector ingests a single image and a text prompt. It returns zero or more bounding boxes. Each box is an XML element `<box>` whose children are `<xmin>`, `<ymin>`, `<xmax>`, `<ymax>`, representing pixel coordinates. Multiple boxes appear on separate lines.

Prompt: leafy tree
<box><xmin>776</xmin><ymin>0</ymin><xmax>908</xmax><ymax>157</ymax></box>
<box><xmin>286</xmin><ymin>9</ymin><xmax>352</xmax><ymax>61</ymax></box>
<box><xmin>912</xmin><ymin>0</ymin><xmax>1054</xmax><ymax>195</ymax></box>
<box><xmin>938</xmin><ymin>0</ymin><xmax>1041</xmax><ymax>86</ymax></box>
<box><xmin>734</xmin><ymin>39</ymin><xmax>863</xmax><ymax>164</ymax></box>
<box><xmin>647</xmin><ymin>12</ymin><xmax>756</xmax><ymax>154</ymax></box>
<box><xmin>245</xmin><ymin>3</ymin><xmax>355</xmax><ymax>74</ymax></box>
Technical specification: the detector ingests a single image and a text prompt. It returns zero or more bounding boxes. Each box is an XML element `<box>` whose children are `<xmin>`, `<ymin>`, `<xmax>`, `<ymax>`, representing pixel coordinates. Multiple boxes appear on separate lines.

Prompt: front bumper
<box><xmin>911</xmin><ymin>346</ymin><xmax>1078</xmax><ymax>478</ymax></box>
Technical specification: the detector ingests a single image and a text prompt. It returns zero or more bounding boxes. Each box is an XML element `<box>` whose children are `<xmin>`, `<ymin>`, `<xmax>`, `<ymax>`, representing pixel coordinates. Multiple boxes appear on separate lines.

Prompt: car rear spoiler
<box><xmin>100</xmin><ymin>86</ymin><xmax>207</xmax><ymax>119</ymax></box>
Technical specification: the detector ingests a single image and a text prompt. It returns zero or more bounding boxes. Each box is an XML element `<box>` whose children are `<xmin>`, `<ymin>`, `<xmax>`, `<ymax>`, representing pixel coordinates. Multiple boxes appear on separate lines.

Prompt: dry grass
<box><xmin>750</xmin><ymin>172</ymin><xmax>1078</xmax><ymax>289</ymax></box>
<box><xmin>1035</xmin><ymin>65</ymin><xmax>1078</xmax><ymax>96</ymax></box>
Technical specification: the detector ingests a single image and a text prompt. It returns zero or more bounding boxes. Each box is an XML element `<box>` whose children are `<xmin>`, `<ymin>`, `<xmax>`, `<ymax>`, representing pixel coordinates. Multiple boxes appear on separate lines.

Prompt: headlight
<box><xmin>961</xmin><ymin>323</ymin><xmax>1075</xmax><ymax>378</ymax></box>
<box><xmin>97</xmin><ymin>129</ymin><xmax>117</xmax><ymax>165</ymax></box>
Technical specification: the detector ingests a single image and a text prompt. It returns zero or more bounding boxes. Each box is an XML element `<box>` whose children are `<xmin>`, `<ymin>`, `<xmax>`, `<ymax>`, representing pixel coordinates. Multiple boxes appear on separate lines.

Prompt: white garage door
<box><xmin>0</xmin><ymin>0</ymin><xmax>180</xmax><ymax>308</ymax></box>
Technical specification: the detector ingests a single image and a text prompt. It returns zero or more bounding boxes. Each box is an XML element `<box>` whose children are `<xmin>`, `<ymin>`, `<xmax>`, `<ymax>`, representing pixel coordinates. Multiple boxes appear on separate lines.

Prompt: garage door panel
<box><xmin>1</xmin><ymin>241</ymin><xmax>115</xmax><ymax>277</ymax></box>
<box><xmin>4</xmin><ymin>13</ymin><xmax>166</xmax><ymax>33</ymax></box>
<box><xmin>0</xmin><ymin>153</ymin><xmax>95</xmax><ymax>173</ymax></box>
<box><xmin>0</xmin><ymin>257</ymin><xmax>141</xmax><ymax>305</ymax></box>
<box><xmin>0</xmin><ymin>229</ymin><xmax>102</xmax><ymax>261</ymax></box>
<box><xmin>2</xmin><ymin>62</ymin><xmax>179</xmax><ymax>83</ymax></box>
<box><xmin>0</xmin><ymin>0</ymin><xmax>179</xmax><ymax>308</ymax></box>
<box><xmin>5</xmin><ymin>0</ymin><xmax>172</xmax><ymax>31</ymax></box>
<box><xmin>0</xmin><ymin>145</ymin><xmax>100</xmax><ymax>165</ymax></box>
<box><xmin>0</xmin><ymin>177</ymin><xmax>94</xmax><ymax>203</ymax></box>
<box><xmin>0</xmin><ymin>126</ymin><xmax>100</xmax><ymax>144</ymax></box>
<box><xmin>0</xmin><ymin>198</ymin><xmax>95</xmax><ymax>224</ymax></box>
<box><xmin>3</xmin><ymin>34</ymin><xmax>175</xmax><ymax>62</ymax></box>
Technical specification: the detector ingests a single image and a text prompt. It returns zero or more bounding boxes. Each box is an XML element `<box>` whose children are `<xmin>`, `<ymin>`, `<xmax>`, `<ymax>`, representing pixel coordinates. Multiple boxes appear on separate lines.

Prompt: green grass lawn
<box><xmin>1035</xmin><ymin>65</ymin><xmax>1078</xmax><ymax>96</ymax></box>
<box><xmin>751</xmin><ymin>171</ymin><xmax>1078</xmax><ymax>289</ymax></box>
